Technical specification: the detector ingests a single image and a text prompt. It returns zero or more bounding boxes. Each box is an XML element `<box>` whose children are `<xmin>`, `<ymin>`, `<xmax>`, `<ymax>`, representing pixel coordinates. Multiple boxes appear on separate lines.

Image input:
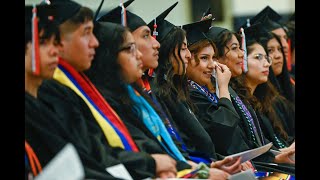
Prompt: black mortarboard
<box><xmin>289</xmin><ymin>12</ymin><xmax>295</xmax><ymax>22</ymax></box>
<box><xmin>243</xmin><ymin>22</ymin><xmax>269</xmax><ymax>42</ymax></box>
<box><xmin>97</xmin><ymin>0</ymin><xmax>147</xmax><ymax>32</ymax></box>
<box><xmin>147</xmin><ymin>2</ymin><xmax>178</xmax><ymax>42</ymax></box>
<box><xmin>206</xmin><ymin>26</ymin><xmax>228</xmax><ymax>43</ymax></box>
<box><xmin>202</xmin><ymin>7</ymin><xmax>212</xmax><ymax>18</ymax></box>
<box><xmin>181</xmin><ymin>18</ymin><xmax>213</xmax><ymax>46</ymax></box>
<box><xmin>250</xmin><ymin>6</ymin><xmax>283</xmax><ymax>32</ymax></box>
<box><xmin>251</xmin><ymin>6</ymin><xmax>282</xmax><ymax>25</ymax></box>
<box><xmin>93</xmin><ymin>21</ymin><xmax>120</xmax><ymax>49</ymax></box>
<box><xmin>25</xmin><ymin>4</ymin><xmax>58</xmax><ymax>27</ymax></box>
<box><xmin>49</xmin><ymin>0</ymin><xmax>81</xmax><ymax>24</ymax></box>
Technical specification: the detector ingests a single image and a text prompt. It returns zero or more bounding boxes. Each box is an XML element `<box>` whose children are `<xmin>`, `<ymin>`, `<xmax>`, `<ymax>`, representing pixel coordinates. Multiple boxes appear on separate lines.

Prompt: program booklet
<box><xmin>226</xmin><ymin>142</ymin><xmax>273</xmax><ymax>163</ymax></box>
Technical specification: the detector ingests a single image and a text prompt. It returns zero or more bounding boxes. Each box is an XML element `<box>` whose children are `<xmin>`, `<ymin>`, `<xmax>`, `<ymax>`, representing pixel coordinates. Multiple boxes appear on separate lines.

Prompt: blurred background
<box><xmin>25</xmin><ymin>0</ymin><xmax>295</xmax><ymax>32</ymax></box>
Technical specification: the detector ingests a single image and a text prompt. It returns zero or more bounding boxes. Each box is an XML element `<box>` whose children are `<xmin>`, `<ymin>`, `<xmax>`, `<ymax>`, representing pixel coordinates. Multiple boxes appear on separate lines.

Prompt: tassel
<box><xmin>120</xmin><ymin>1</ymin><xmax>127</xmax><ymax>27</ymax></box>
<box><xmin>246</xmin><ymin>18</ymin><xmax>251</xmax><ymax>27</ymax></box>
<box><xmin>32</xmin><ymin>4</ymin><xmax>40</xmax><ymax>75</ymax></box>
<box><xmin>240</xmin><ymin>28</ymin><xmax>248</xmax><ymax>73</ymax></box>
<box><xmin>286</xmin><ymin>39</ymin><xmax>292</xmax><ymax>72</ymax></box>
<box><xmin>152</xmin><ymin>18</ymin><xmax>158</xmax><ymax>39</ymax></box>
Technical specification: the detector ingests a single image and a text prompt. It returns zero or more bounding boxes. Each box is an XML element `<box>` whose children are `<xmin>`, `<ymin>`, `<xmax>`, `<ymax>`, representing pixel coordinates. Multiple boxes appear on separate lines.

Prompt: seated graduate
<box><xmin>246</xmin><ymin>6</ymin><xmax>295</xmax><ymax>104</ymax></box>
<box><xmin>206</xmin><ymin>26</ymin><xmax>295</xmax><ymax>174</ymax></box>
<box><xmin>25</xmin><ymin>3</ymin><xmax>117</xmax><ymax>179</ymax></box>
<box><xmin>25</xmin><ymin>3</ymin><xmax>61</xmax><ymax>178</ymax></box>
<box><xmin>185</xmin><ymin>24</ymin><xmax>246</xmax><ymax>156</ymax></box>
<box><xmin>233</xmin><ymin>24</ymin><xmax>295</xmax><ymax>153</ymax></box>
<box><xmin>258</xmin><ymin>32</ymin><xmax>295</xmax><ymax>138</ymax></box>
<box><xmin>84</xmin><ymin>20</ymin><xmax>181</xmax><ymax>178</ymax></box>
<box><xmin>38</xmin><ymin>0</ymin><xmax>171</xmax><ymax>179</ymax></box>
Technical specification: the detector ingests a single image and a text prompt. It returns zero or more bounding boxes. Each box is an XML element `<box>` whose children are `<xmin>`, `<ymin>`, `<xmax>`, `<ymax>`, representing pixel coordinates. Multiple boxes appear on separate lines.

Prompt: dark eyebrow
<box><xmin>142</xmin><ymin>27</ymin><xmax>151</xmax><ymax>34</ymax></box>
<box><xmin>122</xmin><ymin>42</ymin><xmax>136</xmax><ymax>47</ymax></box>
<box><xmin>83</xmin><ymin>25</ymin><xmax>93</xmax><ymax>32</ymax></box>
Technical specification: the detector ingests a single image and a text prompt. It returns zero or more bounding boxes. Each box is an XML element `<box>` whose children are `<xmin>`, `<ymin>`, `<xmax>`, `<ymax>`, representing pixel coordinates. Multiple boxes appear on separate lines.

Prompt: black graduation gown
<box><xmin>257</xmin><ymin>113</ymin><xmax>293</xmax><ymax>149</ymax></box>
<box><xmin>228</xmin><ymin>87</ymin><xmax>276</xmax><ymax>163</ymax></box>
<box><xmin>98</xmin><ymin>88</ymin><xmax>192</xmax><ymax>171</ymax></box>
<box><xmin>25</xmin><ymin>92</ymin><xmax>118</xmax><ymax>179</ymax></box>
<box><xmin>156</xmin><ymin>89</ymin><xmax>217</xmax><ymax>160</ymax></box>
<box><xmin>188</xmin><ymin>86</ymin><xmax>250</xmax><ymax>156</ymax></box>
<box><xmin>37</xmin><ymin>80</ymin><xmax>156</xmax><ymax>179</ymax></box>
<box><xmin>273</xmin><ymin>98</ymin><xmax>295</xmax><ymax>138</ymax></box>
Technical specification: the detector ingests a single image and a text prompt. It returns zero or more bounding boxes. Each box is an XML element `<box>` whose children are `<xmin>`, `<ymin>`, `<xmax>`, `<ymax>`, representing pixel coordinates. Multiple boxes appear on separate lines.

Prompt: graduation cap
<box><xmin>93</xmin><ymin>21</ymin><xmax>120</xmax><ymax>50</ymax></box>
<box><xmin>206</xmin><ymin>26</ymin><xmax>228</xmax><ymax>43</ymax></box>
<box><xmin>25</xmin><ymin>4</ymin><xmax>57</xmax><ymax>26</ymax></box>
<box><xmin>25</xmin><ymin>3</ymin><xmax>59</xmax><ymax>75</ymax></box>
<box><xmin>181</xmin><ymin>18</ymin><xmax>213</xmax><ymax>47</ymax></box>
<box><xmin>200</xmin><ymin>7</ymin><xmax>214</xmax><ymax>21</ymax></box>
<box><xmin>147</xmin><ymin>2</ymin><xmax>178</xmax><ymax>42</ymax></box>
<box><xmin>250</xmin><ymin>6</ymin><xmax>283</xmax><ymax>32</ymax></box>
<box><xmin>49</xmin><ymin>0</ymin><xmax>81</xmax><ymax>24</ymax></box>
<box><xmin>243</xmin><ymin>22</ymin><xmax>269</xmax><ymax>42</ymax></box>
<box><xmin>288</xmin><ymin>12</ymin><xmax>295</xmax><ymax>22</ymax></box>
<box><xmin>97</xmin><ymin>0</ymin><xmax>147</xmax><ymax>32</ymax></box>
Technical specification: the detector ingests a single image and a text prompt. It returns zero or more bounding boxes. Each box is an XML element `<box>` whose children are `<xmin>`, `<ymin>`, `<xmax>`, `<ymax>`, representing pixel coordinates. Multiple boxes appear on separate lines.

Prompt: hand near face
<box><xmin>215</xmin><ymin>62</ymin><xmax>232</xmax><ymax>89</ymax></box>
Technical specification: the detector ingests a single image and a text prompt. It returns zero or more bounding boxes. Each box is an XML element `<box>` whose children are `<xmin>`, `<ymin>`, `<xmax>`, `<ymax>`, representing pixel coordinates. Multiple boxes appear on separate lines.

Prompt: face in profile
<box><xmin>171</xmin><ymin>37</ymin><xmax>191</xmax><ymax>75</ymax></box>
<box><xmin>59</xmin><ymin>20</ymin><xmax>99</xmax><ymax>72</ymax></box>
<box><xmin>246</xmin><ymin>43</ymin><xmax>272</xmax><ymax>86</ymax></box>
<box><xmin>272</xmin><ymin>28</ymin><xmax>289</xmax><ymax>61</ymax></box>
<box><xmin>187</xmin><ymin>44</ymin><xmax>216</xmax><ymax>86</ymax></box>
<box><xmin>118</xmin><ymin>31</ymin><xmax>143</xmax><ymax>83</ymax></box>
<box><xmin>25</xmin><ymin>34</ymin><xmax>59</xmax><ymax>79</ymax></box>
<box><xmin>218</xmin><ymin>34</ymin><xmax>244</xmax><ymax>77</ymax></box>
<box><xmin>132</xmin><ymin>26</ymin><xmax>160</xmax><ymax>71</ymax></box>
<box><xmin>267</xmin><ymin>38</ymin><xmax>283</xmax><ymax>76</ymax></box>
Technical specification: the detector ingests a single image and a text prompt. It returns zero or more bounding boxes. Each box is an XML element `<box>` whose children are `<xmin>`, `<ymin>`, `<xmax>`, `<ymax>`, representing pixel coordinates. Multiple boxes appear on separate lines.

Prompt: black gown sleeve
<box><xmin>37</xmin><ymin>80</ymin><xmax>157</xmax><ymax>179</ymax></box>
<box><xmin>189</xmin><ymin>87</ymin><xmax>251</xmax><ymax>155</ymax></box>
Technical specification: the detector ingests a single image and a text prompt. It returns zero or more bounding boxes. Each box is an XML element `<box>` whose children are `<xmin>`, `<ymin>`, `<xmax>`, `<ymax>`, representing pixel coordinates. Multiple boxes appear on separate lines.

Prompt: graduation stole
<box><xmin>230</xmin><ymin>94</ymin><xmax>265</xmax><ymax>146</ymax></box>
<box><xmin>126</xmin><ymin>84</ymin><xmax>187</xmax><ymax>162</ymax></box>
<box><xmin>137</xmin><ymin>76</ymin><xmax>188</xmax><ymax>151</ymax></box>
<box><xmin>53</xmin><ymin>59</ymin><xmax>139</xmax><ymax>152</ymax></box>
<box><xmin>188</xmin><ymin>80</ymin><xmax>218</xmax><ymax>104</ymax></box>
<box><xmin>25</xmin><ymin>140</ymin><xmax>42</xmax><ymax>177</ymax></box>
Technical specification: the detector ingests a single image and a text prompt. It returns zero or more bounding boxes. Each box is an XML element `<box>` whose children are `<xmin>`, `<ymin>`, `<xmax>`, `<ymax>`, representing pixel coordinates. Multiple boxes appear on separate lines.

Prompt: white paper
<box><xmin>228</xmin><ymin>169</ymin><xmax>257</xmax><ymax>180</ymax></box>
<box><xmin>226</xmin><ymin>142</ymin><xmax>273</xmax><ymax>163</ymax></box>
<box><xmin>35</xmin><ymin>143</ymin><xmax>84</xmax><ymax>180</ymax></box>
<box><xmin>106</xmin><ymin>164</ymin><xmax>133</xmax><ymax>180</ymax></box>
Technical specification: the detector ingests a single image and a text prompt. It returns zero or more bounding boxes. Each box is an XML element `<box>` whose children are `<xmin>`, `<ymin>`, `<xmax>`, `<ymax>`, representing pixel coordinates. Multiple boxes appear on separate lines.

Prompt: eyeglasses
<box><xmin>251</xmin><ymin>53</ymin><xmax>272</xmax><ymax>64</ymax></box>
<box><xmin>119</xmin><ymin>43</ymin><xmax>137</xmax><ymax>56</ymax></box>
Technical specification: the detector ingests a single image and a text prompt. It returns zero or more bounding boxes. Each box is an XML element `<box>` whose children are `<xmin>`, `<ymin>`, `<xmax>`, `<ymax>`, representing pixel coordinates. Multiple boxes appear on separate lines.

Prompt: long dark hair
<box><xmin>259</xmin><ymin>32</ymin><xmax>295</xmax><ymax>103</ymax></box>
<box><xmin>85</xmin><ymin>22</ymin><xmax>130</xmax><ymax>105</ymax></box>
<box><xmin>85</xmin><ymin>22</ymin><xmax>167</xmax><ymax>121</ymax></box>
<box><xmin>213</xmin><ymin>30</ymin><xmax>242</xmax><ymax>58</ymax></box>
<box><xmin>233</xmin><ymin>38</ymin><xmax>289</xmax><ymax>140</ymax></box>
<box><xmin>154</xmin><ymin>26</ymin><xmax>190</xmax><ymax>103</ymax></box>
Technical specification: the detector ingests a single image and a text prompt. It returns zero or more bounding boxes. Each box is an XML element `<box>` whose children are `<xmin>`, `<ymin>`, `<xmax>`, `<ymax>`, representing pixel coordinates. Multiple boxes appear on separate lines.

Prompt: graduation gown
<box><xmin>97</xmin><ymin>88</ymin><xmax>191</xmax><ymax>171</ymax></box>
<box><xmin>228</xmin><ymin>87</ymin><xmax>276</xmax><ymax>163</ymax></box>
<box><xmin>273</xmin><ymin>98</ymin><xmax>295</xmax><ymax>138</ymax></box>
<box><xmin>188</xmin><ymin>85</ymin><xmax>250</xmax><ymax>156</ymax></box>
<box><xmin>25</xmin><ymin>92</ymin><xmax>118</xmax><ymax>179</ymax></box>
<box><xmin>156</xmin><ymin>89</ymin><xmax>217</xmax><ymax>160</ymax></box>
<box><xmin>37</xmin><ymin>80</ymin><xmax>156</xmax><ymax>179</ymax></box>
